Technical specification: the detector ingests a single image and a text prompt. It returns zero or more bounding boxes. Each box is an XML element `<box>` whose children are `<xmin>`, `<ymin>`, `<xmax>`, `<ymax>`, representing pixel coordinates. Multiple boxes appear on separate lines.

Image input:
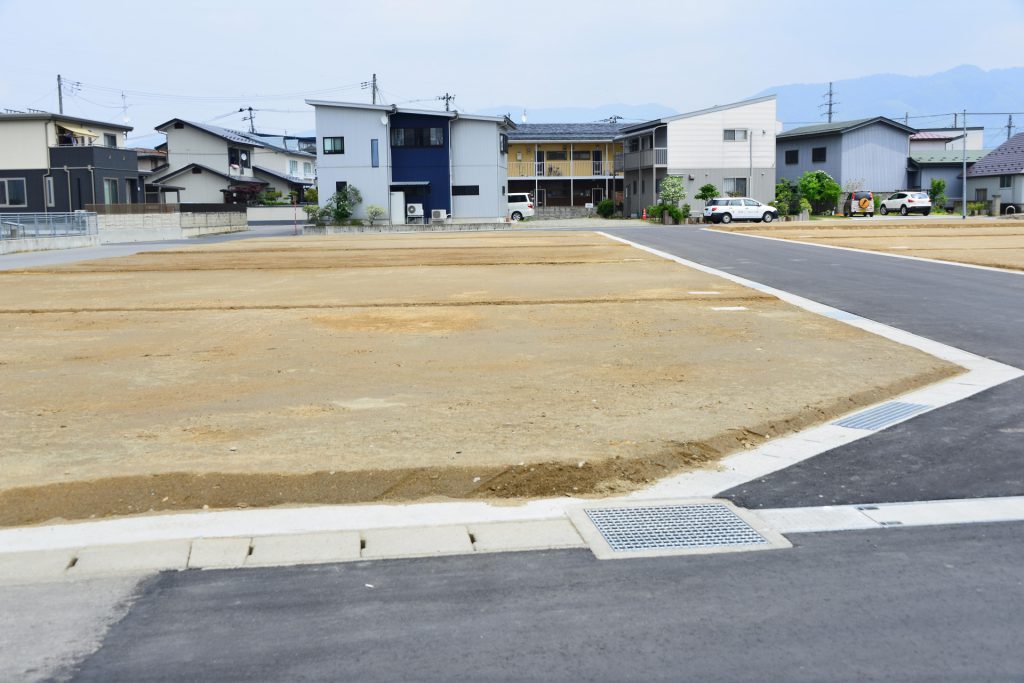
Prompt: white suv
<box><xmin>507</xmin><ymin>192</ymin><xmax>535</xmax><ymax>221</ymax></box>
<box><xmin>703</xmin><ymin>197</ymin><xmax>780</xmax><ymax>224</ymax></box>
<box><xmin>879</xmin><ymin>191</ymin><xmax>931</xmax><ymax>216</ymax></box>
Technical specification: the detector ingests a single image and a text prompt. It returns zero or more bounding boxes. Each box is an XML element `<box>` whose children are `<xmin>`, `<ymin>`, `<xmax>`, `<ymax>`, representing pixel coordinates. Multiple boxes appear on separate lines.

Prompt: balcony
<box><xmin>618</xmin><ymin>148</ymin><xmax>668</xmax><ymax>171</ymax></box>
<box><xmin>508</xmin><ymin>160</ymin><xmax>620</xmax><ymax>179</ymax></box>
<box><xmin>49</xmin><ymin>145</ymin><xmax>138</xmax><ymax>172</ymax></box>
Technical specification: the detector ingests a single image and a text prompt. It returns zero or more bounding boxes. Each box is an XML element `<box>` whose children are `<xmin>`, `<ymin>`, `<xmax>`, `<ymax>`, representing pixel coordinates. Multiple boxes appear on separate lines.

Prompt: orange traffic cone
<box><xmin>642</xmin><ymin>208</ymin><xmax>647</xmax><ymax>220</ymax></box>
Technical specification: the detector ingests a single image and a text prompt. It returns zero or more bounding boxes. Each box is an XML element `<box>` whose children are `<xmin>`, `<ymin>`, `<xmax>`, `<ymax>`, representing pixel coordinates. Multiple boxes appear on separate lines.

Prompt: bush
<box><xmin>696</xmin><ymin>183</ymin><xmax>719</xmax><ymax>204</ymax></box>
<box><xmin>365</xmin><ymin>205</ymin><xmax>386</xmax><ymax>225</ymax></box>
<box><xmin>774</xmin><ymin>179</ymin><xmax>800</xmax><ymax>215</ymax></box>
<box><xmin>257</xmin><ymin>189</ymin><xmax>283</xmax><ymax>206</ymax></box>
<box><xmin>305</xmin><ymin>186</ymin><xmax>364</xmax><ymax>225</ymax></box>
<box><xmin>596</xmin><ymin>198</ymin><xmax>615</xmax><ymax>218</ymax></box>
<box><xmin>304</xmin><ymin>187</ymin><xmax>318</xmax><ymax>204</ymax></box>
<box><xmin>929</xmin><ymin>178</ymin><xmax>948</xmax><ymax>207</ymax></box>
<box><xmin>646</xmin><ymin>203</ymin><xmax>685</xmax><ymax>224</ymax></box>
<box><xmin>797</xmin><ymin>171</ymin><xmax>841</xmax><ymax>214</ymax></box>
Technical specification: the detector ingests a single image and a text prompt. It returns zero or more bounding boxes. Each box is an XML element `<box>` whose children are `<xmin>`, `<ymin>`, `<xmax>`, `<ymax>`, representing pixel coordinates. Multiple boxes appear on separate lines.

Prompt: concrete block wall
<box><xmin>98</xmin><ymin>211</ymin><xmax>247</xmax><ymax>243</ymax></box>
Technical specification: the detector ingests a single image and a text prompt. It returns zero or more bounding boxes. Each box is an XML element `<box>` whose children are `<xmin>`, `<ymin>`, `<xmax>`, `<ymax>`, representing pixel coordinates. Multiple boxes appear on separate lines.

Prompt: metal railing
<box><xmin>0</xmin><ymin>212</ymin><xmax>98</xmax><ymax>240</ymax></box>
<box><xmin>619</xmin><ymin>148</ymin><xmax>668</xmax><ymax>170</ymax></box>
<box><xmin>508</xmin><ymin>160</ymin><xmax>620</xmax><ymax>178</ymax></box>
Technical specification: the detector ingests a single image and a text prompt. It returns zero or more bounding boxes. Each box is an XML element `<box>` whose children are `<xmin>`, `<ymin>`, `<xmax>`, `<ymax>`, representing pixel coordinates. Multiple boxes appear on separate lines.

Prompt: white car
<box><xmin>703</xmin><ymin>197</ymin><xmax>780</xmax><ymax>224</ymax></box>
<box><xmin>507</xmin><ymin>192</ymin><xmax>535</xmax><ymax>221</ymax></box>
<box><xmin>879</xmin><ymin>191</ymin><xmax>931</xmax><ymax>216</ymax></box>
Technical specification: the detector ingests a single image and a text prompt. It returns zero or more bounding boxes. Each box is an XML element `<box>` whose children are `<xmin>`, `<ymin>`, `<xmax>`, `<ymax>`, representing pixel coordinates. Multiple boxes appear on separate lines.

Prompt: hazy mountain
<box><xmin>754</xmin><ymin>65</ymin><xmax>1024</xmax><ymax>146</ymax></box>
<box><xmin>473</xmin><ymin>103</ymin><xmax>679</xmax><ymax>125</ymax></box>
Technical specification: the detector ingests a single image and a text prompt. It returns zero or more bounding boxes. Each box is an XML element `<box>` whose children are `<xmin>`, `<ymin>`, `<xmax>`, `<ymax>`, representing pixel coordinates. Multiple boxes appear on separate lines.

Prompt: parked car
<box><xmin>879</xmin><ymin>191</ymin><xmax>931</xmax><ymax>216</ymax></box>
<box><xmin>507</xmin><ymin>192</ymin><xmax>535</xmax><ymax>221</ymax></box>
<box><xmin>703</xmin><ymin>197</ymin><xmax>780</xmax><ymax>224</ymax></box>
<box><xmin>846</xmin><ymin>190</ymin><xmax>874</xmax><ymax>217</ymax></box>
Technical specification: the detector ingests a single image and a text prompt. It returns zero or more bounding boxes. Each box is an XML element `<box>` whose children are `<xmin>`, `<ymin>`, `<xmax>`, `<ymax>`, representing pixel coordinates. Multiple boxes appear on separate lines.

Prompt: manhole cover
<box><xmin>833</xmin><ymin>401</ymin><xmax>931</xmax><ymax>430</ymax></box>
<box><xmin>567</xmin><ymin>499</ymin><xmax>791</xmax><ymax>560</ymax></box>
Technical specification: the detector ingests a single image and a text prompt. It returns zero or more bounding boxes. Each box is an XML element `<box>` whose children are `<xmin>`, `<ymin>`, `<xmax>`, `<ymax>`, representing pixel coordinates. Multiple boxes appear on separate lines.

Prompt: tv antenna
<box><xmin>437</xmin><ymin>92</ymin><xmax>456</xmax><ymax>112</ymax></box>
<box><xmin>239</xmin><ymin>106</ymin><xmax>256</xmax><ymax>133</ymax></box>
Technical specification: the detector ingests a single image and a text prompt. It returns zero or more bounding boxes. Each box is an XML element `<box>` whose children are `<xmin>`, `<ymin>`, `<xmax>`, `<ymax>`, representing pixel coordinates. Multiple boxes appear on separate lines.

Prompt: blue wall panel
<box><xmin>390</xmin><ymin>113</ymin><xmax>451</xmax><ymax>215</ymax></box>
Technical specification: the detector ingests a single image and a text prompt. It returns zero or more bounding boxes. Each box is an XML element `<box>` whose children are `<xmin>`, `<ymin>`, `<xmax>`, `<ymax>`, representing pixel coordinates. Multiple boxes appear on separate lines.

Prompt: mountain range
<box><xmin>477</xmin><ymin>66</ymin><xmax>1023</xmax><ymax>148</ymax></box>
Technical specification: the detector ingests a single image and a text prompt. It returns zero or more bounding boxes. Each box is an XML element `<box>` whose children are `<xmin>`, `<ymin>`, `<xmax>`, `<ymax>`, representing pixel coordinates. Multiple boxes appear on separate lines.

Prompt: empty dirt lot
<box><xmin>714</xmin><ymin>218</ymin><xmax>1024</xmax><ymax>271</ymax></box>
<box><xmin>0</xmin><ymin>231</ymin><xmax>960</xmax><ymax>526</ymax></box>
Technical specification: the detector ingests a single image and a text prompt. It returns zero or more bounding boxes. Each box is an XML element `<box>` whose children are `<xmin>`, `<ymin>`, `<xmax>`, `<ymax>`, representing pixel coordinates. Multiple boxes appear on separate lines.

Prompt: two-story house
<box><xmin>507</xmin><ymin>123</ymin><xmax>623</xmax><ymax>209</ymax></box>
<box><xmin>967</xmin><ymin>132</ymin><xmax>1024</xmax><ymax>214</ymax></box>
<box><xmin>0</xmin><ymin>111</ymin><xmax>139</xmax><ymax>213</ymax></box>
<box><xmin>306</xmin><ymin>100</ymin><xmax>515</xmax><ymax>223</ymax></box>
<box><xmin>249</xmin><ymin>136</ymin><xmax>316</xmax><ymax>201</ymax></box>
<box><xmin>776</xmin><ymin>116</ymin><xmax>915</xmax><ymax>194</ymax></box>
<box><xmin>149</xmin><ymin>119</ymin><xmax>269</xmax><ymax>203</ymax></box>
<box><xmin>617</xmin><ymin>96</ymin><xmax>778</xmax><ymax>217</ymax></box>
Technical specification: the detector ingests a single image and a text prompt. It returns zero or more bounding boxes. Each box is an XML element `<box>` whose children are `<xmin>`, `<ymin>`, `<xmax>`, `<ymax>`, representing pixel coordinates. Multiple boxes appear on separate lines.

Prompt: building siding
<box><xmin>776</xmin><ymin>135</ymin><xmax>843</xmax><ymax>186</ymax></box>
<box><xmin>314</xmin><ymin>106</ymin><xmax>392</xmax><ymax>220</ymax></box>
<box><xmin>450</xmin><ymin>118</ymin><xmax>506</xmax><ymax>221</ymax></box>
<box><xmin>389</xmin><ymin>112</ymin><xmax>451</xmax><ymax>218</ymax></box>
<box><xmin>841</xmin><ymin>123</ymin><xmax>910</xmax><ymax>192</ymax></box>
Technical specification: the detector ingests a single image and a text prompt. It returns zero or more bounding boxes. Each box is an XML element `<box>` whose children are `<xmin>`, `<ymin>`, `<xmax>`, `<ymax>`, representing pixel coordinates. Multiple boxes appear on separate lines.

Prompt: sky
<box><xmin>1</xmin><ymin>0</ymin><xmax>1023</xmax><ymax>146</ymax></box>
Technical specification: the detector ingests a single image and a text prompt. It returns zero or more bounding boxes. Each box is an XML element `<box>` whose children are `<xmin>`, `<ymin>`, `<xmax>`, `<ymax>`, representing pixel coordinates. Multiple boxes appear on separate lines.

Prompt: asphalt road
<box><xmin>69</xmin><ymin>522</ymin><xmax>1024</xmax><ymax>682</ymax></box>
<box><xmin>606</xmin><ymin>227</ymin><xmax>1024</xmax><ymax>508</ymax></box>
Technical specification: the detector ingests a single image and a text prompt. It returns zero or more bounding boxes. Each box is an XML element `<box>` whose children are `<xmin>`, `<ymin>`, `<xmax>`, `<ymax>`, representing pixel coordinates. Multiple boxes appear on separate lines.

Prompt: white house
<box><xmin>306</xmin><ymin>100</ymin><xmax>515</xmax><ymax>223</ymax></box>
<box><xmin>617</xmin><ymin>95</ymin><xmax>778</xmax><ymax>216</ymax></box>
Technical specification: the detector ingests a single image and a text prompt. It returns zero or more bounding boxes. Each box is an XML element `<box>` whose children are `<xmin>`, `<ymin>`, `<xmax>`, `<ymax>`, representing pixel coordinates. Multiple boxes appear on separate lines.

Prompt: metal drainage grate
<box><xmin>832</xmin><ymin>401</ymin><xmax>931</xmax><ymax>430</ymax></box>
<box><xmin>583</xmin><ymin>503</ymin><xmax>769</xmax><ymax>553</ymax></box>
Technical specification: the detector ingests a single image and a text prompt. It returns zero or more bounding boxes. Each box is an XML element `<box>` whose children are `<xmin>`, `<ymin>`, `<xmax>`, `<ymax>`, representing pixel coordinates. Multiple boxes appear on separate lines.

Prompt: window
<box><xmin>975</xmin><ymin>188</ymin><xmax>987</xmax><ymax>201</ymax></box>
<box><xmin>628</xmin><ymin>138</ymin><xmax>640</xmax><ymax>153</ymax></box>
<box><xmin>452</xmin><ymin>185</ymin><xmax>479</xmax><ymax>196</ymax></box>
<box><xmin>812</xmin><ymin>147</ymin><xmax>827</xmax><ymax>163</ymax></box>
<box><xmin>303</xmin><ymin>162</ymin><xmax>313</xmax><ymax>177</ymax></box>
<box><xmin>228</xmin><ymin>147</ymin><xmax>251</xmax><ymax>169</ymax></box>
<box><xmin>784</xmin><ymin>150</ymin><xmax>799</xmax><ymax>165</ymax></box>
<box><xmin>323</xmin><ymin>137</ymin><xmax>345</xmax><ymax>154</ymax></box>
<box><xmin>724</xmin><ymin>177</ymin><xmax>748</xmax><ymax>196</ymax></box>
<box><xmin>571</xmin><ymin>151</ymin><xmax>591</xmax><ymax>160</ymax></box>
<box><xmin>289</xmin><ymin>160</ymin><xmax>298</xmax><ymax>175</ymax></box>
<box><xmin>370</xmin><ymin>139</ymin><xmax>379</xmax><ymax>168</ymax></box>
<box><xmin>390</xmin><ymin>127</ymin><xmax>444</xmax><ymax>147</ymax></box>
<box><xmin>103</xmin><ymin>133</ymin><xmax>117</xmax><ymax>147</ymax></box>
<box><xmin>45</xmin><ymin>177</ymin><xmax>55</xmax><ymax>207</ymax></box>
<box><xmin>1000</xmin><ymin>175</ymin><xmax>1013</xmax><ymax>188</ymax></box>
<box><xmin>335</xmin><ymin>181</ymin><xmax>348</xmax><ymax>193</ymax></box>
<box><xmin>0</xmin><ymin>178</ymin><xmax>27</xmax><ymax>207</ymax></box>
<box><xmin>545</xmin><ymin>150</ymin><xmax>567</xmax><ymax>161</ymax></box>
<box><xmin>724</xmin><ymin>129</ymin><xmax>748</xmax><ymax>141</ymax></box>
<box><xmin>103</xmin><ymin>178</ymin><xmax>119</xmax><ymax>204</ymax></box>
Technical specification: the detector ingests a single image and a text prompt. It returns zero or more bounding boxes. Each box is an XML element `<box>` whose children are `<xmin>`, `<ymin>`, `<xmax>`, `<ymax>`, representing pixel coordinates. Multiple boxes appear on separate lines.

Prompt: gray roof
<box><xmin>154</xmin><ymin>118</ymin><xmax>265</xmax><ymax>147</ymax></box>
<box><xmin>508</xmin><ymin>123</ymin><xmax>623</xmax><ymax>141</ymax></box>
<box><xmin>0</xmin><ymin>111</ymin><xmax>133</xmax><ymax>131</ymax></box>
<box><xmin>617</xmin><ymin>95</ymin><xmax>776</xmax><ymax>135</ymax></box>
<box><xmin>778</xmin><ymin>116</ymin><xmax>915</xmax><ymax>139</ymax></box>
<box><xmin>967</xmin><ymin>133</ymin><xmax>1024</xmax><ymax>177</ymax></box>
<box><xmin>253</xmin><ymin>165</ymin><xmax>313</xmax><ymax>185</ymax></box>
<box><xmin>910</xmin><ymin>150</ymin><xmax>989</xmax><ymax>165</ymax></box>
<box><xmin>149</xmin><ymin>163</ymin><xmax>269</xmax><ymax>186</ymax></box>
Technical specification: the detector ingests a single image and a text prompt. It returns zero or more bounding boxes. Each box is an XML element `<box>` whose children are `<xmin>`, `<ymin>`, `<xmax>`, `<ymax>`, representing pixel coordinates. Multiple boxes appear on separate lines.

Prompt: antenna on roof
<box><xmin>601</xmin><ymin>115</ymin><xmax>623</xmax><ymax>123</ymax></box>
<box><xmin>819</xmin><ymin>82</ymin><xmax>838</xmax><ymax>123</ymax></box>
<box><xmin>437</xmin><ymin>92</ymin><xmax>456</xmax><ymax>112</ymax></box>
<box><xmin>239</xmin><ymin>106</ymin><xmax>256</xmax><ymax>134</ymax></box>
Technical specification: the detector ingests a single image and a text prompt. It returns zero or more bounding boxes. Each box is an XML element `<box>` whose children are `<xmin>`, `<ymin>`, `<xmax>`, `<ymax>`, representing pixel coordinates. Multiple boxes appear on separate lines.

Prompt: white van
<box><xmin>507</xmin><ymin>192</ymin><xmax>535</xmax><ymax>221</ymax></box>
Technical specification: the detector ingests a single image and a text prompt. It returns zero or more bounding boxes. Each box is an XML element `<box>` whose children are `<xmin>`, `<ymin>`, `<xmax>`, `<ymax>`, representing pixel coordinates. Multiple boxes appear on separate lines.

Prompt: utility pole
<box><xmin>961</xmin><ymin>109</ymin><xmax>967</xmax><ymax>221</ymax></box>
<box><xmin>362</xmin><ymin>74</ymin><xmax>380</xmax><ymax>105</ymax></box>
<box><xmin>57</xmin><ymin>74</ymin><xmax>63</xmax><ymax>114</ymax></box>
<box><xmin>905</xmin><ymin>112</ymin><xmax>909</xmax><ymax>126</ymax></box>
<box><xmin>953</xmin><ymin>112</ymin><xmax>957</xmax><ymax>128</ymax></box>
<box><xmin>239</xmin><ymin>106</ymin><xmax>256</xmax><ymax>134</ymax></box>
<box><xmin>438</xmin><ymin>93</ymin><xmax>456</xmax><ymax>112</ymax></box>
<box><xmin>820</xmin><ymin>82</ymin><xmax>838</xmax><ymax>123</ymax></box>
<box><xmin>1007</xmin><ymin>114</ymin><xmax>1015</xmax><ymax>141</ymax></box>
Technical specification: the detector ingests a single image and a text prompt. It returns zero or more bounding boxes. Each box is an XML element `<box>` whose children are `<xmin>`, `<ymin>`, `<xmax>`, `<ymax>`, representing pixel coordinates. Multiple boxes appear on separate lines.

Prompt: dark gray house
<box><xmin>776</xmin><ymin>117</ymin><xmax>915</xmax><ymax>193</ymax></box>
<box><xmin>908</xmin><ymin>150</ymin><xmax>987</xmax><ymax>209</ymax></box>
<box><xmin>0</xmin><ymin>112</ymin><xmax>139</xmax><ymax>213</ymax></box>
<box><xmin>967</xmin><ymin>132</ymin><xmax>1024</xmax><ymax>214</ymax></box>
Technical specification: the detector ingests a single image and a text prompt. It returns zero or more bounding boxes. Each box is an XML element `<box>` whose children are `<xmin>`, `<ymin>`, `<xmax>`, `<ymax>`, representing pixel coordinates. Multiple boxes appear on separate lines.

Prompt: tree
<box><xmin>797</xmin><ymin>170</ymin><xmax>841</xmax><ymax>214</ymax></box>
<box><xmin>365</xmin><ymin>205</ymin><xmax>386</xmax><ymax>225</ymax></box>
<box><xmin>696</xmin><ymin>183</ymin><xmax>719</xmax><ymax>204</ymax></box>
<box><xmin>658</xmin><ymin>176</ymin><xmax>687</xmax><ymax>206</ymax></box>
<box><xmin>929</xmin><ymin>178</ymin><xmax>947</xmax><ymax>207</ymax></box>
<box><xmin>773</xmin><ymin>179</ymin><xmax>799</xmax><ymax>216</ymax></box>
<box><xmin>304</xmin><ymin>185</ymin><xmax>363</xmax><ymax>225</ymax></box>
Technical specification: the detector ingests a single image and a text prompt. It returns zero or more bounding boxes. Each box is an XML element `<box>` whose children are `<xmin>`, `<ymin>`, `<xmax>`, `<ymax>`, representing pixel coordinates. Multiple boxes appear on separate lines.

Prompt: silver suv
<box><xmin>703</xmin><ymin>197</ymin><xmax>780</xmax><ymax>224</ymax></box>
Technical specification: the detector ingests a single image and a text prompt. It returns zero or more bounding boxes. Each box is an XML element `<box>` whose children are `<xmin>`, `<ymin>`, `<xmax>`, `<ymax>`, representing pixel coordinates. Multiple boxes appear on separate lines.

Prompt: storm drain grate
<box><xmin>832</xmin><ymin>401</ymin><xmax>931</xmax><ymax>430</ymax></box>
<box><xmin>583</xmin><ymin>503</ymin><xmax>769</xmax><ymax>553</ymax></box>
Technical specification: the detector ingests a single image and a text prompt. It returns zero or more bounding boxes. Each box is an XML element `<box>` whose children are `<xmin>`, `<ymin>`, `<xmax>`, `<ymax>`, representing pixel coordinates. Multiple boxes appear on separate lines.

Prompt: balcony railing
<box><xmin>508</xmin><ymin>160</ymin><xmax>620</xmax><ymax>178</ymax></box>
<box><xmin>618</xmin><ymin>148</ymin><xmax>668</xmax><ymax>170</ymax></box>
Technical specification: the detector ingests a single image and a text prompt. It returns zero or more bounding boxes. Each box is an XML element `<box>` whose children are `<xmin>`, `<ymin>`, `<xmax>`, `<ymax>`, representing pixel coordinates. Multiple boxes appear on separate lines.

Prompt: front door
<box><xmin>535</xmin><ymin>150</ymin><xmax>545</xmax><ymax>177</ymax></box>
<box><xmin>592</xmin><ymin>150</ymin><xmax>603</xmax><ymax>176</ymax></box>
<box><xmin>591</xmin><ymin>188</ymin><xmax>603</xmax><ymax>204</ymax></box>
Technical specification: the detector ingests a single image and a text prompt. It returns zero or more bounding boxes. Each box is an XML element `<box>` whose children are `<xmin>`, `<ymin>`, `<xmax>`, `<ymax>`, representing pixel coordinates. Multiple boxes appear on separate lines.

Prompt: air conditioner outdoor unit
<box><xmin>407</xmin><ymin>203</ymin><xmax>424</xmax><ymax>217</ymax></box>
<box><xmin>431</xmin><ymin>209</ymin><xmax>447</xmax><ymax>221</ymax></box>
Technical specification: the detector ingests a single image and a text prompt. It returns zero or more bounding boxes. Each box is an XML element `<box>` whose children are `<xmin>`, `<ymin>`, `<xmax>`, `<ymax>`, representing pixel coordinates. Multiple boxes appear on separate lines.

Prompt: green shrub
<box><xmin>365</xmin><ymin>205</ymin><xmax>386</xmax><ymax>225</ymax></box>
<box><xmin>646</xmin><ymin>203</ymin><xmax>685</xmax><ymax>224</ymax></box>
<box><xmin>596</xmin><ymin>198</ymin><xmax>615</xmax><ymax>218</ymax></box>
<box><xmin>696</xmin><ymin>183</ymin><xmax>719</xmax><ymax>204</ymax></box>
<box><xmin>797</xmin><ymin>171</ymin><xmax>841</xmax><ymax>214</ymax></box>
<box><xmin>304</xmin><ymin>187</ymin><xmax>318</xmax><ymax>204</ymax></box>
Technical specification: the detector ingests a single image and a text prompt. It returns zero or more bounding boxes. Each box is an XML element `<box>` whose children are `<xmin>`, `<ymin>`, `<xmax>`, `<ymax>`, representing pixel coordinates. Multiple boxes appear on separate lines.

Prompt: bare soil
<box><xmin>715</xmin><ymin>219</ymin><xmax>1024</xmax><ymax>271</ymax></box>
<box><xmin>0</xmin><ymin>232</ymin><xmax>960</xmax><ymax>526</ymax></box>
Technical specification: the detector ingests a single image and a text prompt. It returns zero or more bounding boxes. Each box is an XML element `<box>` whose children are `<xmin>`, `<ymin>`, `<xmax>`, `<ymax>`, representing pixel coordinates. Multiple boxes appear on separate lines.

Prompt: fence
<box><xmin>0</xmin><ymin>212</ymin><xmax>98</xmax><ymax>240</ymax></box>
<box><xmin>86</xmin><ymin>203</ymin><xmax>248</xmax><ymax>215</ymax></box>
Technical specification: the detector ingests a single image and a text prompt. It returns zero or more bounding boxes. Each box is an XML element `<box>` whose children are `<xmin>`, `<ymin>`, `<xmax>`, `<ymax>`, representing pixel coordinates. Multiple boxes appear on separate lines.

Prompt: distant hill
<box><xmin>753</xmin><ymin>65</ymin><xmax>1024</xmax><ymax>147</ymax></box>
<box><xmin>473</xmin><ymin>103</ymin><xmax>678</xmax><ymax>125</ymax></box>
